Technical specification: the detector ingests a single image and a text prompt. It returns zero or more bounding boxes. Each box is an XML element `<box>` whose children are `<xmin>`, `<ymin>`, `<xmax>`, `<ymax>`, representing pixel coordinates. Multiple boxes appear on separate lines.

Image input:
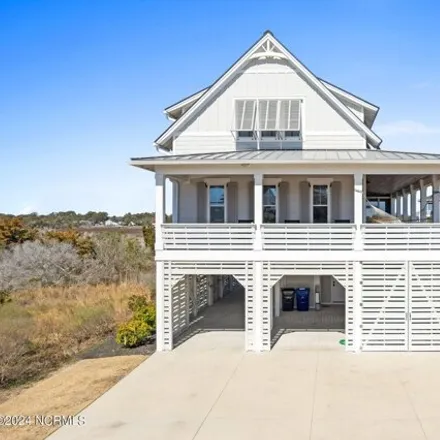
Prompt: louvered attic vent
<box><xmin>234</xmin><ymin>99</ymin><xmax>301</xmax><ymax>142</ymax></box>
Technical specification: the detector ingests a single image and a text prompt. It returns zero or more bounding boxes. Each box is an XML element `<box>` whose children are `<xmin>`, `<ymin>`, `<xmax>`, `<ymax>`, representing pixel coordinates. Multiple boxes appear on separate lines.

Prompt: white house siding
<box><xmin>179</xmin><ymin>182</ymin><xmax>197</xmax><ymax>222</ymax></box>
<box><xmin>177</xmin><ymin>175</ymin><xmax>355</xmax><ymax>223</ymax></box>
<box><xmin>173</xmin><ymin>60</ymin><xmax>366</xmax><ymax>154</ymax></box>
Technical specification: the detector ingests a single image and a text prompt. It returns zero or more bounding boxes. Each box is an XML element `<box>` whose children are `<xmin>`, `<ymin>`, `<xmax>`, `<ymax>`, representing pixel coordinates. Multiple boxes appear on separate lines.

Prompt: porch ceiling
<box><xmin>367</xmin><ymin>174</ymin><xmax>429</xmax><ymax>196</ymax></box>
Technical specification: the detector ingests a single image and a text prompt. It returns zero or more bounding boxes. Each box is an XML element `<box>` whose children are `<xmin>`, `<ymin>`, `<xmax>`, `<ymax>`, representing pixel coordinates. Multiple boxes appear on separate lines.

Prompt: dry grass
<box><xmin>0</xmin><ymin>283</ymin><xmax>152</xmax><ymax>388</ymax></box>
<box><xmin>0</xmin><ymin>355</ymin><xmax>146</xmax><ymax>440</ymax></box>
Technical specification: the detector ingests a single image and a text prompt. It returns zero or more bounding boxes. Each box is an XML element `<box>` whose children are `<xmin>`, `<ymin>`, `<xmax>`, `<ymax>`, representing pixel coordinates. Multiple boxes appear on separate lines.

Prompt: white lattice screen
<box><xmin>235</xmin><ymin>262</ymin><xmax>255</xmax><ymax>351</ymax></box>
<box><xmin>360</xmin><ymin>262</ymin><xmax>408</xmax><ymax>351</ymax></box>
<box><xmin>409</xmin><ymin>262</ymin><xmax>440</xmax><ymax>350</ymax></box>
<box><xmin>171</xmin><ymin>276</ymin><xmax>188</xmax><ymax>337</ymax></box>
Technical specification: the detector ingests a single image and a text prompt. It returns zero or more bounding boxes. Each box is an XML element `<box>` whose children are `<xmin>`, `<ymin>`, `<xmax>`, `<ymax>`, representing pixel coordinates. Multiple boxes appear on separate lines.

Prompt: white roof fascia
<box><xmin>320</xmin><ymin>80</ymin><xmax>379</xmax><ymax>112</ymax></box>
<box><xmin>164</xmin><ymin>87</ymin><xmax>209</xmax><ymax>115</ymax></box>
<box><xmin>130</xmin><ymin>158</ymin><xmax>440</xmax><ymax>168</ymax></box>
<box><xmin>154</xmin><ymin>32</ymin><xmax>382</xmax><ymax>149</ymax></box>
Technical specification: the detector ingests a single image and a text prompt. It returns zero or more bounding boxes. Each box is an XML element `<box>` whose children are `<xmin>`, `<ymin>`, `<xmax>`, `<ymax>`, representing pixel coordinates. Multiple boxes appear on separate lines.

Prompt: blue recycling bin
<box><xmin>296</xmin><ymin>288</ymin><xmax>310</xmax><ymax>311</ymax></box>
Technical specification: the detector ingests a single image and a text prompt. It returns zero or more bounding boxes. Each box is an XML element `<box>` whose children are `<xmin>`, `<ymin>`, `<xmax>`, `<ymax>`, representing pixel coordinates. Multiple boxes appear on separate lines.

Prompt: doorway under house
<box><xmin>270</xmin><ymin>272</ymin><xmax>348</xmax><ymax>349</ymax></box>
<box><xmin>173</xmin><ymin>275</ymin><xmax>245</xmax><ymax>348</ymax></box>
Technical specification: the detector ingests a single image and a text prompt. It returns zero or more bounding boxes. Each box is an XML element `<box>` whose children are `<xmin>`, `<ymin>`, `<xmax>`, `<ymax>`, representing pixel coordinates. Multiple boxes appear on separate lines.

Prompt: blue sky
<box><xmin>1</xmin><ymin>0</ymin><xmax>440</xmax><ymax>215</ymax></box>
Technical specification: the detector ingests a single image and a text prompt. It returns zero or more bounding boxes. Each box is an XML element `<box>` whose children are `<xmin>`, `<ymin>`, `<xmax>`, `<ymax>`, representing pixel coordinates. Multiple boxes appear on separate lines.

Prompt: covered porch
<box><xmin>130</xmin><ymin>149</ymin><xmax>440</xmax><ymax>253</ymax></box>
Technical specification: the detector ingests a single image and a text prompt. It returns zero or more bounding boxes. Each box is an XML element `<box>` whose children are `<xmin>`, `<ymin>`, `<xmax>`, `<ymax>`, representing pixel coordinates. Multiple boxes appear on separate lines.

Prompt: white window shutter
<box><xmin>279</xmin><ymin>100</ymin><xmax>301</xmax><ymax>130</ymax></box>
<box><xmin>235</xmin><ymin>100</ymin><xmax>256</xmax><ymax>131</ymax></box>
<box><xmin>258</xmin><ymin>100</ymin><xmax>278</xmax><ymax>130</ymax></box>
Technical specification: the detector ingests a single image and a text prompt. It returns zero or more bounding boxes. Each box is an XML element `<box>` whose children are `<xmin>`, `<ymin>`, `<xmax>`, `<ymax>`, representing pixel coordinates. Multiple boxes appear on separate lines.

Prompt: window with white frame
<box><xmin>208</xmin><ymin>185</ymin><xmax>226</xmax><ymax>223</ymax></box>
<box><xmin>312</xmin><ymin>185</ymin><xmax>329</xmax><ymax>223</ymax></box>
<box><xmin>234</xmin><ymin>99</ymin><xmax>301</xmax><ymax>141</ymax></box>
<box><xmin>263</xmin><ymin>185</ymin><xmax>277</xmax><ymax>223</ymax></box>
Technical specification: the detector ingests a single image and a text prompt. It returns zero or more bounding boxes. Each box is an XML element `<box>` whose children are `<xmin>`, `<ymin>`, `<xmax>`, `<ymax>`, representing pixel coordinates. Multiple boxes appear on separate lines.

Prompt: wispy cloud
<box><xmin>376</xmin><ymin>120</ymin><xmax>440</xmax><ymax>136</ymax></box>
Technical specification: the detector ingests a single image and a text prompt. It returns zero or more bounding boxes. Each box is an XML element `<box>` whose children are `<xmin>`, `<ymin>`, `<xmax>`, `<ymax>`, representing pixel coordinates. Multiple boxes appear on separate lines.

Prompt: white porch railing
<box><xmin>161</xmin><ymin>223</ymin><xmax>440</xmax><ymax>252</ymax></box>
<box><xmin>362</xmin><ymin>223</ymin><xmax>440</xmax><ymax>251</ymax></box>
<box><xmin>161</xmin><ymin>223</ymin><xmax>256</xmax><ymax>250</ymax></box>
<box><xmin>261</xmin><ymin>224</ymin><xmax>356</xmax><ymax>251</ymax></box>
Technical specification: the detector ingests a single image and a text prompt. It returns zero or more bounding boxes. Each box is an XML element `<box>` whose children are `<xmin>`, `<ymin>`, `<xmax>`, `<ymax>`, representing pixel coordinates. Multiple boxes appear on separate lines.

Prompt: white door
<box><xmin>409</xmin><ymin>262</ymin><xmax>440</xmax><ymax>351</ymax></box>
<box><xmin>360</xmin><ymin>262</ymin><xmax>409</xmax><ymax>351</ymax></box>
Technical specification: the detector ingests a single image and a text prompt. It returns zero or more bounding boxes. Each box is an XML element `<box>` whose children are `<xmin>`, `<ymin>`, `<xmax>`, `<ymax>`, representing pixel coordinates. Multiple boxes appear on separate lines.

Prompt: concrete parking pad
<box><xmin>50</xmin><ymin>331</ymin><xmax>440</xmax><ymax>440</ymax></box>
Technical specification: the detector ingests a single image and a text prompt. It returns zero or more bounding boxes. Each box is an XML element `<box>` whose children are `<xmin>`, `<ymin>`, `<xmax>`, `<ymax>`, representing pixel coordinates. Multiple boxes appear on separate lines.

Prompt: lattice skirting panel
<box><xmin>161</xmin><ymin>259</ymin><xmax>440</xmax><ymax>352</ymax></box>
<box><xmin>409</xmin><ymin>262</ymin><xmax>440</xmax><ymax>351</ymax></box>
<box><xmin>360</xmin><ymin>262</ymin><xmax>408</xmax><ymax>351</ymax></box>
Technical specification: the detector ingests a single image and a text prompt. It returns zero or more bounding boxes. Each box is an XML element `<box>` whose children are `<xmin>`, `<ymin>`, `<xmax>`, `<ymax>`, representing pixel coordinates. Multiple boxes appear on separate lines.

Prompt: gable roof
<box><xmin>155</xmin><ymin>31</ymin><xmax>382</xmax><ymax>150</ymax></box>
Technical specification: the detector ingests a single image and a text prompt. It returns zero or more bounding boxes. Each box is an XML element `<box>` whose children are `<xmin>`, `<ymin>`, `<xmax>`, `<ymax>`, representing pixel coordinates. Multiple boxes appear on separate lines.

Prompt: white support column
<box><xmin>433</xmin><ymin>175</ymin><xmax>440</xmax><ymax>223</ymax></box>
<box><xmin>254</xmin><ymin>173</ymin><xmax>263</xmax><ymax>251</ymax></box>
<box><xmin>390</xmin><ymin>194</ymin><xmax>396</xmax><ymax>216</ymax></box>
<box><xmin>354</xmin><ymin>173</ymin><xmax>364</xmax><ymax>251</ymax></box>
<box><xmin>395</xmin><ymin>192</ymin><xmax>402</xmax><ymax>219</ymax></box>
<box><xmin>274</xmin><ymin>282</ymin><xmax>281</xmax><ymax>318</ymax></box>
<box><xmin>155</xmin><ymin>173</ymin><xmax>165</xmax><ymax>251</ymax></box>
<box><xmin>156</xmin><ymin>261</ymin><xmax>166</xmax><ymax>351</ymax></box>
<box><xmin>410</xmin><ymin>185</ymin><xmax>417</xmax><ymax>222</ymax></box>
<box><xmin>353</xmin><ymin>260</ymin><xmax>362</xmax><ymax>353</ymax></box>
<box><xmin>171</xmin><ymin>179</ymin><xmax>179</xmax><ymax>223</ymax></box>
<box><xmin>402</xmin><ymin>189</ymin><xmax>408</xmax><ymax>222</ymax></box>
<box><xmin>254</xmin><ymin>261</ymin><xmax>263</xmax><ymax>352</ymax></box>
<box><xmin>207</xmin><ymin>276</ymin><xmax>214</xmax><ymax>306</ymax></box>
<box><xmin>420</xmin><ymin>179</ymin><xmax>427</xmax><ymax>222</ymax></box>
<box><xmin>313</xmin><ymin>275</ymin><xmax>321</xmax><ymax>309</ymax></box>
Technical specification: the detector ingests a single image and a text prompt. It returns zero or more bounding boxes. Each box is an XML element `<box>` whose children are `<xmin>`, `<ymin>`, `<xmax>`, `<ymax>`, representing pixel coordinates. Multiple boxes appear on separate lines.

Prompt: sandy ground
<box><xmin>0</xmin><ymin>355</ymin><xmax>146</xmax><ymax>440</ymax></box>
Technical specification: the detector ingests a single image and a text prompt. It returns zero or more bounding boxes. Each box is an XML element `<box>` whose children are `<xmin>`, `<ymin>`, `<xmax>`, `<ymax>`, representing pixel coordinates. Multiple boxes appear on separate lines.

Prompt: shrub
<box><xmin>0</xmin><ymin>217</ymin><xmax>37</xmax><ymax>248</ymax></box>
<box><xmin>44</xmin><ymin>229</ymin><xmax>95</xmax><ymax>257</ymax></box>
<box><xmin>116</xmin><ymin>318</ymin><xmax>151</xmax><ymax>348</ymax></box>
<box><xmin>0</xmin><ymin>290</ymin><xmax>11</xmax><ymax>305</ymax></box>
<box><xmin>142</xmin><ymin>224</ymin><xmax>155</xmax><ymax>251</ymax></box>
<box><xmin>0</xmin><ymin>241</ymin><xmax>86</xmax><ymax>292</ymax></box>
<box><xmin>128</xmin><ymin>294</ymin><xmax>156</xmax><ymax>329</ymax></box>
<box><xmin>90</xmin><ymin>233</ymin><xmax>153</xmax><ymax>284</ymax></box>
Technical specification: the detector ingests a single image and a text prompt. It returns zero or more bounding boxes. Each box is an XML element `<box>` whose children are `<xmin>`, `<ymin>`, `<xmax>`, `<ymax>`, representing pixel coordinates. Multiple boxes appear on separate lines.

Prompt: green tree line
<box><xmin>0</xmin><ymin>211</ymin><xmax>170</xmax><ymax>229</ymax></box>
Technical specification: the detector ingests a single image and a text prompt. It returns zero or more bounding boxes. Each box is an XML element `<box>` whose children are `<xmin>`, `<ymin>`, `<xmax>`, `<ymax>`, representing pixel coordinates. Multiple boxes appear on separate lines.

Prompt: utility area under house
<box><xmin>131</xmin><ymin>31</ymin><xmax>440</xmax><ymax>353</ymax></box>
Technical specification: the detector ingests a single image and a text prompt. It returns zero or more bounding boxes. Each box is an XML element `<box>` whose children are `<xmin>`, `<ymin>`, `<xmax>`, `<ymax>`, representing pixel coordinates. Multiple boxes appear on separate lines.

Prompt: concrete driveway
<box><xmin>50</xmin><ymin>331</ymin><xmax>440</xmax><ymax>440</ymax></box>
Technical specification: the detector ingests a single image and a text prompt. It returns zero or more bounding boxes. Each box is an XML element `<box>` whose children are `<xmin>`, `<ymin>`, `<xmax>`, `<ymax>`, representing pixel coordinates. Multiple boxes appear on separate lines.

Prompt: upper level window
<box><xmin>234</xmin><ymin>99</ymin><xmax>301</xmax><ymax>141</ymax></box>
<box><xmin>312</xmin><ymin>185</ymin><xmax>329</xmax><ymax>223</ymax></box>
<box><xmin>263</xmin><ymin>185</ymin><xmax>277</xmax><ymax>223</ymax></box>
<box><xmin>208</xmin><ymin>185</ymin><xmax>226</xmax><ymax>223</ymax></box>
